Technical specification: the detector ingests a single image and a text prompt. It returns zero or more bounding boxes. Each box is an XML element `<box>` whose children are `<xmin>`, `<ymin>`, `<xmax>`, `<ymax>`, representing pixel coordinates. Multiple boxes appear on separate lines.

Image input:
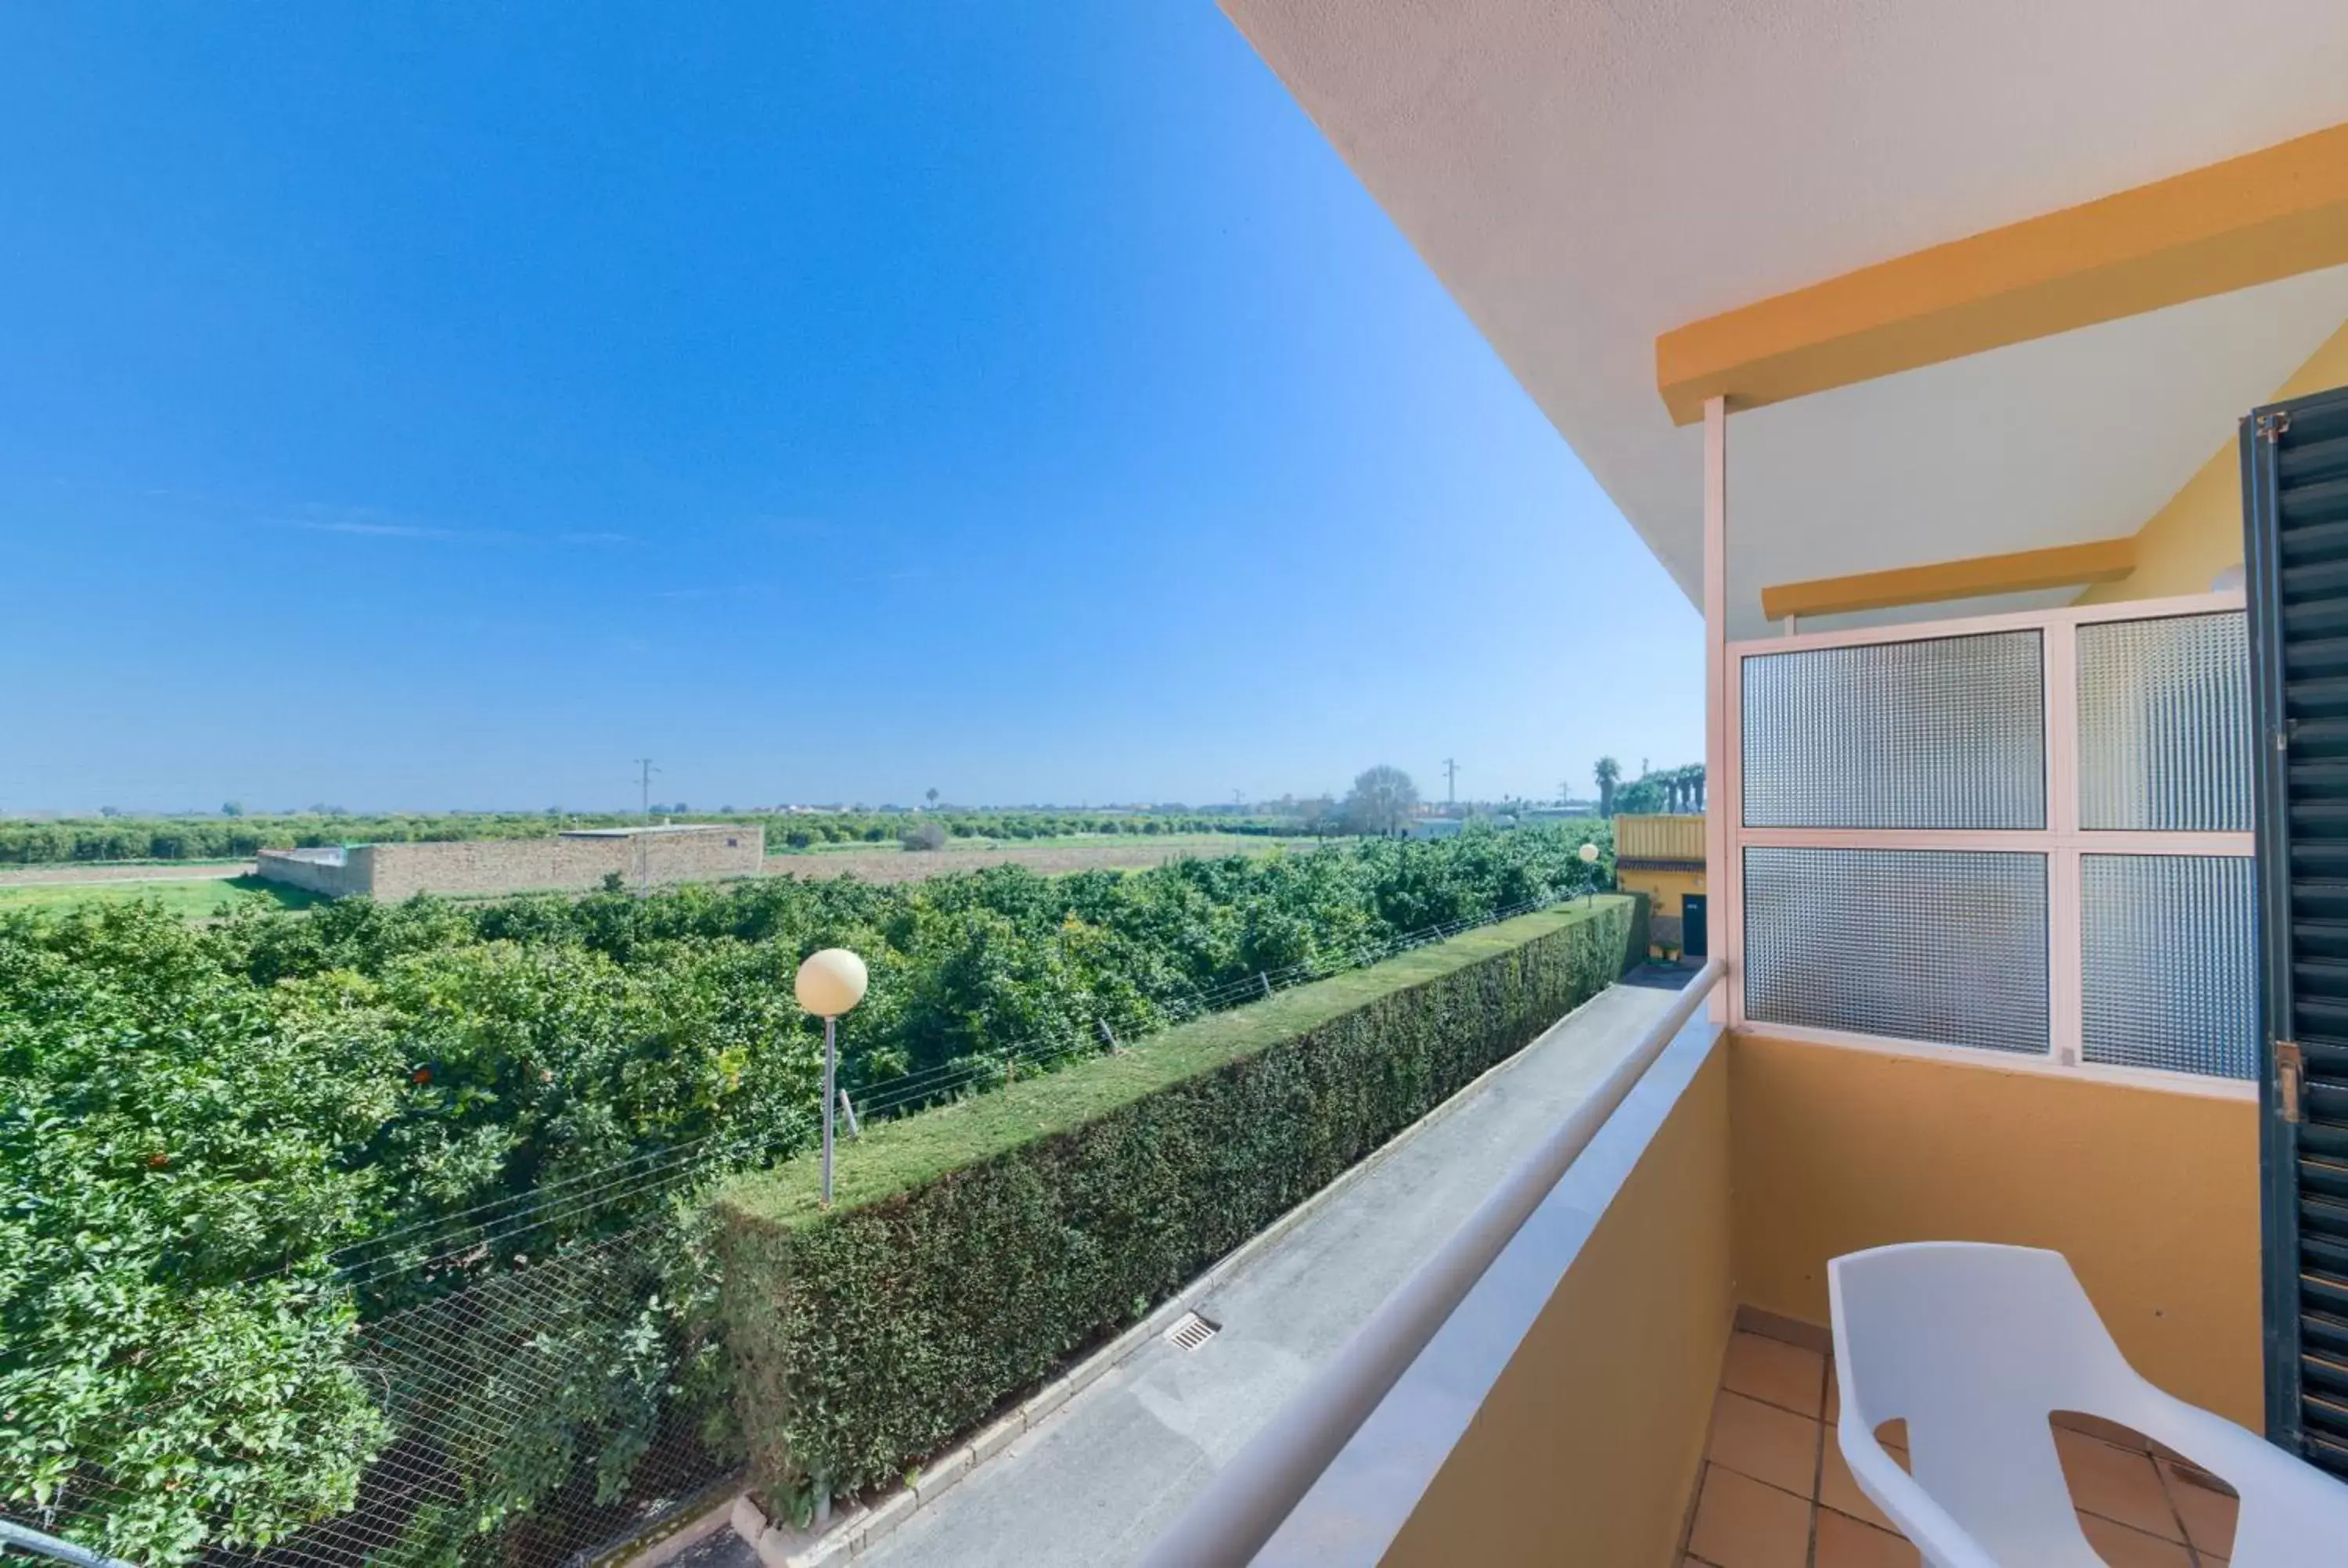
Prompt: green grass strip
<box><xmin>0</xmin><ymin>874</ymin><xmax>325</xmax><ymax>919</ymax></box>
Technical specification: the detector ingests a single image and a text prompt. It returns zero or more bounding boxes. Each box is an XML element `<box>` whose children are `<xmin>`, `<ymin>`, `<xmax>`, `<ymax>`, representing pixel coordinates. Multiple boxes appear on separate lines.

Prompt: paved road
<box><xmin>842</xmin><ymin>980</ymin><xmax>1681</xmax><ymax>1568</ymax></box>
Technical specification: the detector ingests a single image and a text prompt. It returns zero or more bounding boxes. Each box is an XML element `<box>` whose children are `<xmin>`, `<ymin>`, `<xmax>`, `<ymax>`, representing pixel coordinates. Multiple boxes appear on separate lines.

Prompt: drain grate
<box><xmin>1162</xmin><ymin>1311</ymin><xmax>1220</xmax><ymax>1352</ymax></box>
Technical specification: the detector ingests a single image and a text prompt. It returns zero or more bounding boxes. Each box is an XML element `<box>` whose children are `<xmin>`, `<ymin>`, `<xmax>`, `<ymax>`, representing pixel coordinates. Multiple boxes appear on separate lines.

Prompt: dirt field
<box><xmin>764</xmin><ymin>834</ymin><xmax>1313</xmax><ymax>884</ymax></box>
<box><xmin>0</xmin><ymin>836</ymin><xmax>1316</xmax><ymax>914</ymax></box>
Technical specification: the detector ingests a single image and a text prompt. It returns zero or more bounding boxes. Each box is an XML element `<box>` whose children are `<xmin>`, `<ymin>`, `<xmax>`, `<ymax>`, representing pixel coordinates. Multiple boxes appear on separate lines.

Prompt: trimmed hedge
<box><xmin>710</xmin><ymin>897</ymin><xmax>1636</xmax><ymax>1509</ymax></box>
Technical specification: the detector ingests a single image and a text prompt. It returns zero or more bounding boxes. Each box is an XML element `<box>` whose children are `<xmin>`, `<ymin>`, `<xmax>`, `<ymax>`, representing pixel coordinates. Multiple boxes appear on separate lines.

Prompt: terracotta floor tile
<box><xmin>1707</xmin><ymin>1389</ymin><xmax>1822</xmax><ymax>1498</ymax></box>
<box><xmin>2157</xmin><ymin>1458</ymin><xmax>2239</xmax><ymax>1560</ymax></box>
<box><xmin>1723</xmin><ymin>1330</ymin><xmax>1827</xmax><ymax>1418</ymax></box>
<box><xmin>1817</xmin><ymin>1431</ymin><xmax>1900</xmax><ymax>1532</ymax></box>
<box><xmin>1825</xmin><ymin>1362</ymin><xmax>1839</xmax><ymax>1423</ymax></box>
<box><xmin>1687</xmin><ymin>1464</ymin><xmax>1812</xmax><ymax>1568</ymax></box>
<box><xmin>2076</xmin><ymin>1509</ymin><xmax>2193</xmax><ymax>1567</ymax></box>
<box><xmin>1813</xmin><ymin>1506</ymin><xmax>1920</xmax><ymax>1568</ymax></box>
<box><xmin>2054</xmin><ymin>1427</ymin><xmax>2180</xmax><ymax>1541</ymax></box>
<box><xmin>2054</xmin><ymin>1410</ymin><xmax>2155</xmax><ymax>1452</ymax></box>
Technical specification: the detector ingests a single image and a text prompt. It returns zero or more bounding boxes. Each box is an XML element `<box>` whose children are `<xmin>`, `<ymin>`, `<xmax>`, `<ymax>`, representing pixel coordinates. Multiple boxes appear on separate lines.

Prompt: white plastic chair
<box><xmin>1828</xmin><ymin>1242</ymin><xmax>2348</xmax><ymax>1566</ymax></box>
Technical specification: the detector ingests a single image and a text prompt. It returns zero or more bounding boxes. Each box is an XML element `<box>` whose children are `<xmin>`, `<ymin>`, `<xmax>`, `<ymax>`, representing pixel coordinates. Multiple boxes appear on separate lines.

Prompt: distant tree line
<box><xmin>0</xmin><ymin>809</ymin><xmax>1301</xmax><ymax>866</ymax></box>
<box><xmin>0</xmin><ymin>768</ymin><xmax>1716</xmax><ymax>869</ymax></box>
<box><xmin>1593</xmin><ymin>758</ymin><xmax>1705</xmax><ymax>816</ymax></box>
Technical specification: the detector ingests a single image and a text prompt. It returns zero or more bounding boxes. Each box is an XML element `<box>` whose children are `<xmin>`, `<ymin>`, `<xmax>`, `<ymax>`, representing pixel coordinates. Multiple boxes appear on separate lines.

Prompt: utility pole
<box><xmin>1561</xmin><ymin>780</ymin><xmax>1572</xmax><ymax>808</ymax></box>
<box><xmin>1442</xmin><ymin>757</ymin><xmax>1459</xmax><ymax>809</ymax></box>
<box><xmin>634</xmin><ymin>758</ymin><xmax>660</xmax><ymax>815</ymax></box>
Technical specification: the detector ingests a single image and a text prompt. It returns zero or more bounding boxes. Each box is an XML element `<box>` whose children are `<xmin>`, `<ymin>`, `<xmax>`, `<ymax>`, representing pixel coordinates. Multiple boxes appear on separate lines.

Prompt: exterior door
<box><xmin>2246</xmin><ymin>383</ymin><xmax>2348</xmax><ymax>1473</ymax></box>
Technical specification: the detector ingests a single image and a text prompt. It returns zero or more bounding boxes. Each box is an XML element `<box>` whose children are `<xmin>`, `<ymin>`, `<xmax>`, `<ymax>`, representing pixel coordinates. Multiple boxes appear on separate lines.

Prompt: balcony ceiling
<box><xmin>1219</xmin><ymin>0</ymin><xmax>2348</xmax><ymax>636</ymax></box>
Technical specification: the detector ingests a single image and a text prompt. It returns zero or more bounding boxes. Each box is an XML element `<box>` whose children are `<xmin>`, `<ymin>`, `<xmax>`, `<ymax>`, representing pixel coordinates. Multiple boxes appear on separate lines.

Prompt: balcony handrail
<box><xmin>1138</xmin><ymin>959</ymin><xmax>1727</xmax><ymax>1568</ymax></box>
<box><xmin>0</xmin><ymin>1519</ymin><xmax>135</xmax><ymax>1568</ymax></box>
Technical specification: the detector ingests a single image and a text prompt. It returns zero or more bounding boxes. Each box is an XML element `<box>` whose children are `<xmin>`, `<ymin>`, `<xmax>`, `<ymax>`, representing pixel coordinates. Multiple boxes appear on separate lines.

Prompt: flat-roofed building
<box><xmin>1613</xmin><ymin>812</ymin><xmax>1707</xmax><ymax>958</ymax></box>
<box><xmin>254</xmin><ymin>822</ymin><xmax>763</xmax><ymax>899</ymax></box>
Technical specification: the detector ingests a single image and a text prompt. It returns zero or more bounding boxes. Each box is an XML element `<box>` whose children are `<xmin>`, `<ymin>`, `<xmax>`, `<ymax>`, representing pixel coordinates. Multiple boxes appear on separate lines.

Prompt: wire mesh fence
<box><xmin>4</xmin><ymin>889</ymin><xmax>1606</xmax><ymax>1566</ymax></box>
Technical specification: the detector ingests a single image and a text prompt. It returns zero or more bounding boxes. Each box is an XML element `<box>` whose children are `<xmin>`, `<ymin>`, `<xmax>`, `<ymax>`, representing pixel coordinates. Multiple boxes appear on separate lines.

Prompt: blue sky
<box><xmin>0</xmin><ymin>4</ymin><xmax>1699</xmax><ymax>815</ymax></box>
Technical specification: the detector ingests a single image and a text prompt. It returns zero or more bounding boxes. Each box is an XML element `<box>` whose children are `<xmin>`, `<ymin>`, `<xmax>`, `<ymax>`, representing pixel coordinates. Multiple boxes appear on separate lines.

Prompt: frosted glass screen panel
<box><xmin>1742</xmin><ymin>631</ymin><xmax>2046</xmax><ymax>829</ymax></box>
<box><xmin>2076</xmin><ymin>612</ymin><xmax>2253</xmax><ymax>832</ymax></box>
<box><xmin>2080</xmin><ymin>854</ymin><xmax>2256</xmax><ymax>1080</ymax></box>
<box><xmin>1743</xmin><ymin>847</ymin><xmax>2050</xmax><ymax>1054</ymax></box>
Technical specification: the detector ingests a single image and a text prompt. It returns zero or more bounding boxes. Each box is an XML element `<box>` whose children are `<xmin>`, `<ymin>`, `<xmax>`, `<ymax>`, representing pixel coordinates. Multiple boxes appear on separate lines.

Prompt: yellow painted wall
<box><xmin>1729</xmin><ymin>1032</ymin><xmax>2263</xmax><ymax>1429</ymax></box>
<box><xmin>1382</xmin><ymin>1046</ymin><xmax>1734</xmax><ymax>1568</ymax></box>
<box><xmin>1617</xmin><ymin>865</ymin><xmax>1705</xmax><ymax>921</ymax></box>
<box><xmin>2080</xmin><ymin>317</ymin><xmax>2348</xmax><ymax>604</ymax></box>
<box><xmin>1615</xmin><ymin>815</ymin><xmax>1706</xmax><ymax>957</ymax></box>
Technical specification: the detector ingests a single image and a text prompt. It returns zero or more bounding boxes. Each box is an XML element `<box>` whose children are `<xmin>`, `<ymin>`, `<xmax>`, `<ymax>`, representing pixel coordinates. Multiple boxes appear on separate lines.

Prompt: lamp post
<box><xmin>796</xmin><ymin>947</ymin><xmax>869</xmax><ymax>1208</ymax></box>
<box><xmin>1579</xmin><ymin>840</ymin><xmax>1601</xmax><ymax>908</ymax></box>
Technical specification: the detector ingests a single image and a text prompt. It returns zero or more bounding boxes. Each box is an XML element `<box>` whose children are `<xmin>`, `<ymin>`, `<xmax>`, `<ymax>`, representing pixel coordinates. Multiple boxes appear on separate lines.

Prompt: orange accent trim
<box><xmin>1657</xmin><ymin>120</ymin><xmax>2348</xmax><ymax>425</ymax></box>
<box><xmin>1759</xmin><ymin>538</ymin><xmax>2137</xmax><ymax>622</ymax></box>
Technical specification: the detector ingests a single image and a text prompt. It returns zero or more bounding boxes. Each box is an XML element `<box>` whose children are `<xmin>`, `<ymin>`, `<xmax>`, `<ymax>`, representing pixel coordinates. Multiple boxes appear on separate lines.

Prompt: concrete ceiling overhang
<box><xmin>1219</xmin><ymin>0</ymin><xmax>2348</xmax><ymax>636</ymax></box>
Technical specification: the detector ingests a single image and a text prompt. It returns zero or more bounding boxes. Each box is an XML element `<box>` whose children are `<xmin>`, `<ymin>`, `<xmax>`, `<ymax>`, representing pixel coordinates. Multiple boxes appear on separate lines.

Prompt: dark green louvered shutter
<box><xmin>2247</xmin><ymin>383</ymin><xmax>2348</xmax><ymax>1473</ymax></box>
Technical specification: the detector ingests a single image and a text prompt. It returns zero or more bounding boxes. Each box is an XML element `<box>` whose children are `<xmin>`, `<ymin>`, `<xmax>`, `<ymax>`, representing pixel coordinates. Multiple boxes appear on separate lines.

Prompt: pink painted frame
<box><xmin>1719</xmin><ymin>585</ymin><xmax>2253</xmax><ymax>1089</ymax></box>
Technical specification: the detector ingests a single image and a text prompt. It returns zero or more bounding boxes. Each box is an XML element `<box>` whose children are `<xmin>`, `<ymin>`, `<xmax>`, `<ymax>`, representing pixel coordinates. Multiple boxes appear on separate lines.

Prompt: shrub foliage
<box><xmin>711</xmin><ymin>902</ymin><xmax>1632</xmax><ymax>1509</ymax></box>
<box><xmin>2</xmin><ymin>826</ymin><xmax>1613</xmax><ymax>1560</ymax></box>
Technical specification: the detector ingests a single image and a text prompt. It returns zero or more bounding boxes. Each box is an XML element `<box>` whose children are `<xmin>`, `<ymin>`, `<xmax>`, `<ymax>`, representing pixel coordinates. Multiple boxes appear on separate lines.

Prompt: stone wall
<box><xmin>251</xmin><ymin>847</ymin><xmax>373</xmax><ymax>898</ymax></box>
<box><xmin>257</xmin><ymin>825</ymin><xmax>765</xmax><ymax>900</ymax></box>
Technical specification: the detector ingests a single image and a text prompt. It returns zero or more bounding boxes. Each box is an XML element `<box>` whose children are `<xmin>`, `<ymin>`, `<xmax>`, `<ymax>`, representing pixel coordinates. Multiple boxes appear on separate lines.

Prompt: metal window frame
<box><xmin>1723</xmin><ymin>588</ymin><xmax>2255</xmax><ymax>1101</ymax></box>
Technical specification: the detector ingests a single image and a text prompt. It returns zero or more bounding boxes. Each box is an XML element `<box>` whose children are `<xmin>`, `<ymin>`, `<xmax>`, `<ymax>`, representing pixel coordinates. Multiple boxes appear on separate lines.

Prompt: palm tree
<box><xmin>1594</xmin><ymin>757</ymin><xmax>1622</xmax><ymax>817</ymax></box>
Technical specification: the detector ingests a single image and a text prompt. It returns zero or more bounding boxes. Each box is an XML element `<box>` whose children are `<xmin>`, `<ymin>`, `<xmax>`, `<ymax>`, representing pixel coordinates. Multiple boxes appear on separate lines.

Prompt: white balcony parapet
<box><xmin>1137</xmin><ymin>962</ymin><xmax>1727</xmax><ymax>1568</ymax></box>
